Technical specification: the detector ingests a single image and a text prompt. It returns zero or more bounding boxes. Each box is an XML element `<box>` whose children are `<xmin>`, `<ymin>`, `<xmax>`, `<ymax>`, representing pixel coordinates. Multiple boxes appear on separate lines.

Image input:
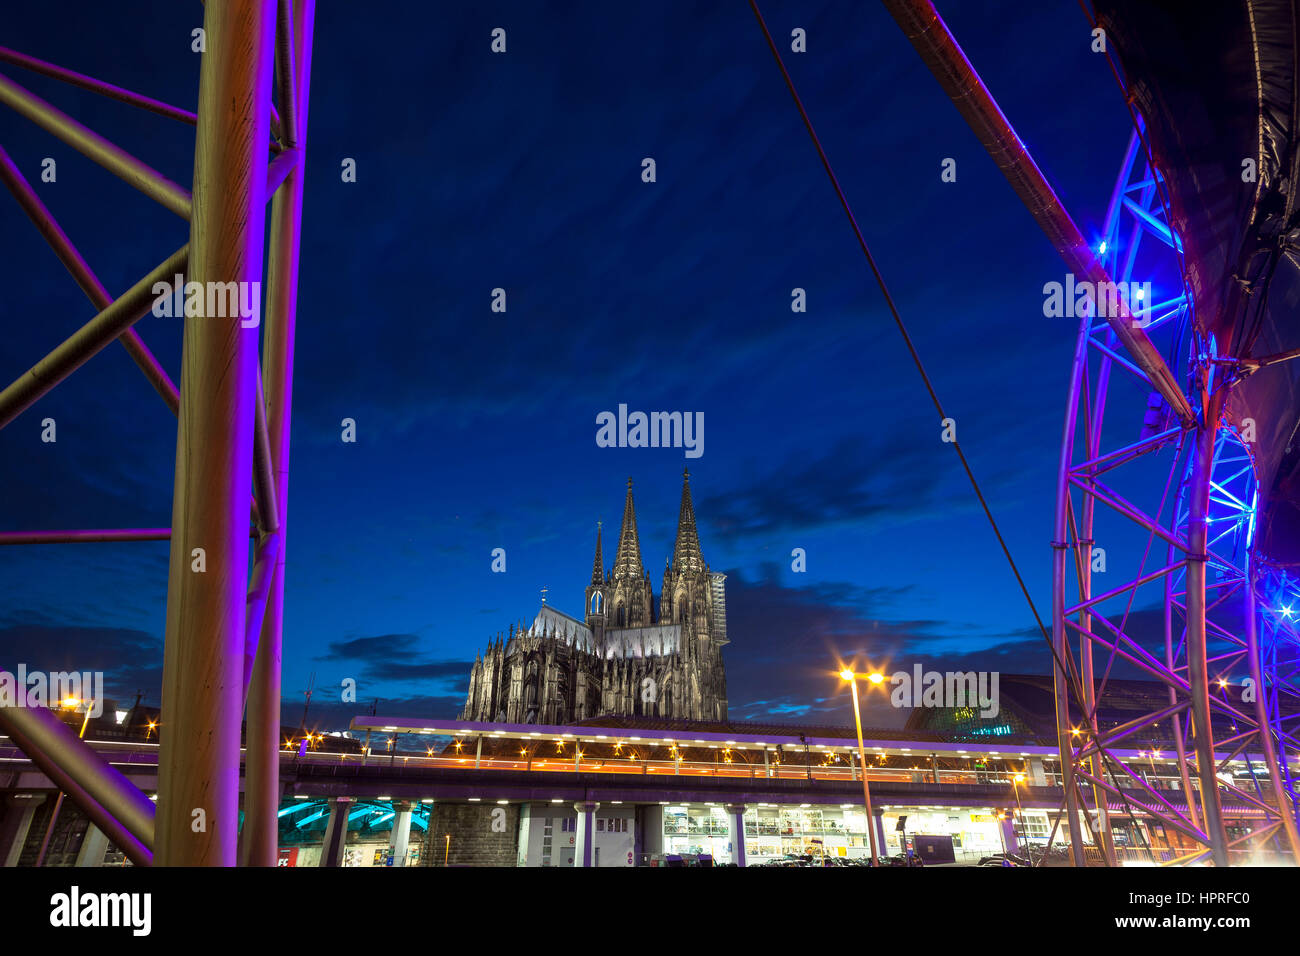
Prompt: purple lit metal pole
<box><xmin>1080</xmin><ymin>314</ymin><xmax>1117</xmax><ymax>867</ymax></box>
<box><xmin>1185</xmin><ymin>389</ymin><xmax>1230</xmax><ymax>866</ymax></box>
<box><xmin>1245</xmin><ymin>554</ymin><xmax>1300</xmax><ymax>857</ymax></box>
<box><xmin>242</xmin><ymin>0</ymin><xmax>315</xmax><ymax>867</ymax></box>
<box><xmin>1052</xmin><ymin>313</ymin><xmax>1090</xmax><ymax>866</ymax></box>
<box><xmin>156</xmin><ymin>0</ymin><xmax>275</xmax><ymax>867</ymax></box>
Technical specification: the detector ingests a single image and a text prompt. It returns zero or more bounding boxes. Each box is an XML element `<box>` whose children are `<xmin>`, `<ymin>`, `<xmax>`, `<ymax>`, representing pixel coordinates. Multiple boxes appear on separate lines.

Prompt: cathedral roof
<box><xmin>525</xmin><ymin>604</ymin><xmax>593</xmax><ymax>652</ymax></box>
<box><xmin>601</xmin><ymin>623</ymin><xmax>682</xmax><ymax>659</ymax></box>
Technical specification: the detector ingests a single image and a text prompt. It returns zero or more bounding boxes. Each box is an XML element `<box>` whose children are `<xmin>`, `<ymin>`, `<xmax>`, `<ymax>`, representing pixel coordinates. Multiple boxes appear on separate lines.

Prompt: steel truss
<box><xmin>0</xmin><ymin>0</ymin><xmax>315</xmax><ymax>866</ymax></box>
<box><xmin>880</xmin><ymin>0</ymin><xmax>1300</xmax><ymax>867</ymax></box>
<box><xmin>1051</xmin><ymin>130</ymin><xmax>1300</xmax><ymax>866</ymax></box>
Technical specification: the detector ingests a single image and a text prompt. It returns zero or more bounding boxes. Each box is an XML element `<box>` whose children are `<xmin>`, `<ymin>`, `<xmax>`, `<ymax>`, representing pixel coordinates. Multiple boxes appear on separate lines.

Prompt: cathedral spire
<box><xmin>591</xmin><ymin>520</ymin><xmax>604</xmax><ymax>585</ymax></box>
<box><xmin>671</xmin><ymin>468</ymin><xmax>705</xmax><ymax>573</ymax></box>
<box><xmin>612</xmin><ymin>477</ymin><xmax>644</xmax><ymax>579</ymax></box>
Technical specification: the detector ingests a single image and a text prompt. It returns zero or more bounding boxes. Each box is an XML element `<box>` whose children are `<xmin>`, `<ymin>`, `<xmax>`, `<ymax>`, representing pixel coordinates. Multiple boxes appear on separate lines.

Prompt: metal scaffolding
<box><xmin>881</xmin><ymin>0</ymin><xmax>1300</xmax><ymax>866</ymax></box>
<box><xmin>0</xmin><ymin>0</ymin><xmax>315</xmax><ymax>866</ymax></box>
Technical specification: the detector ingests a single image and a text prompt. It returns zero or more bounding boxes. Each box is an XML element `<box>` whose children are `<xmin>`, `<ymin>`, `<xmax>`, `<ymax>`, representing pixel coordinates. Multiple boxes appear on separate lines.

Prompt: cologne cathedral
<box><xmin>459</xmin><ymin>471</ymin><xmax>729</xmax><ymax>724</ymax></box>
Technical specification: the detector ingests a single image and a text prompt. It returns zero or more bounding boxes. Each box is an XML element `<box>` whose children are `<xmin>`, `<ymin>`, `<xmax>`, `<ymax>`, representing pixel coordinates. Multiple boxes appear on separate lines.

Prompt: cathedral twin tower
<box><xmin>460</xmin><ymin>471</ymin><xmax>729</xmax><ymax>725</ymax></box>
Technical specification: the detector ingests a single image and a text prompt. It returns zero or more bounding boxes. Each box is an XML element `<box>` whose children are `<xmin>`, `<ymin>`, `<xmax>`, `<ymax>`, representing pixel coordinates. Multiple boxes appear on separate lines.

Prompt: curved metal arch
<box><xmin>1053</xmin><ymin>128</ymin><xmax>1300</xmax><ymax>866</ymax></box>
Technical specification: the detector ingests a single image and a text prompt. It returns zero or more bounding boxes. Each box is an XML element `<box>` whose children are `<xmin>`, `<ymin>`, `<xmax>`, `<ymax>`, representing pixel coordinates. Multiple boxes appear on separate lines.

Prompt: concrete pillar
<box><xmin>516</xmin><ymin>805</ymin><xmax>533</xmax><ymax>866</ymax></box>
<box><xmin>640</xmin><ymin>805</ymin><xmax>663</xmax><ymax>862</ymax></box>
<box><xmin>763</xmin><ymin>748</ymin><xmax>771</xmax><ymax>778</ymax></box>
<box><xmin>475</xmin><ymin>736</ymin><xmax>482</xmax><ymax>769</ymax></box>
<box><xmin>0</xmin><ymin>795</ymin><xmax>45</xmax><ymax>868</ymax></box>
<box><xmin>1001</xmin><ymin>812</ymin><xmax>1019</xmax><ymax>854</ymax></box>
<box><xmin>318</xmin><ymin>797</ymin><xmax>352</xmax><ymax>867</ymax></box>
<box><xmin>574</xmin><ymin>740</ymin><xmax>582</xmax><ymax>771</ymax></box>
<box><xmin>389</xmin><ymin>800</ymin><xmax>414</xmax><ymax>866</ymax></box>
<box><xmin>572</xmin><ymin>801</ymin><xmax>599</xmax><ymax>867</ymax></box>
<box><xmin>931</xmin><ymin>753</ymin><xmax>941</xmax><ymax>784</ymax></box>
<box><xmin>75</xmin><ymin>824</ymin><xmax>110</xmax><ymax>867</ymax></box>
<box><xmin>1029</xmin><ymin>756</ymin><xmax>1047</xmax><ymax>786</ymax></box>
<box><xmin>725</xmin><ymin>804</ymin><xmax>747</xmax><ymax>867</ymax></box>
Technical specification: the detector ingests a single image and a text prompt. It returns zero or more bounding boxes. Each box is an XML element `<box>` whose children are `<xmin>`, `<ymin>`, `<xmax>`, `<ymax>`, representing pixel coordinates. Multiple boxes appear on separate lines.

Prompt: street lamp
<box><xmin>1011</xmin><ymin>772</ymin><xmax>1027</xmax><ymax>856</ymax></box>
<box><xmin>36</xmin><ymin>697</ymin><xmax>95</xmax><ymax>866</ymax></box>
<box><xmin>840</xmin><ymin>668</ymin><xmax>884</xmax><ymax>865</ymax></box>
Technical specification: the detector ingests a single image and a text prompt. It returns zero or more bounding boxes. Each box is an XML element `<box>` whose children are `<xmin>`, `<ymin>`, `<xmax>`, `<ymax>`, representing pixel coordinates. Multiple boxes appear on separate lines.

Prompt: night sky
<box><xmin>0</xmin><ymin>2</ymin><xmax>1160</xmax><ymax>731</ymax></box>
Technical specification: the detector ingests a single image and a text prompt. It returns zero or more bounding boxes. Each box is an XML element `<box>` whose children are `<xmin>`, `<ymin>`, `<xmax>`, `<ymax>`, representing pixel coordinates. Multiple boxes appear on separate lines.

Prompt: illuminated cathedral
<box><xmin>460</xmin><ymin>471</ymin><xmax>729</xmax><ymax>724</ymax></box>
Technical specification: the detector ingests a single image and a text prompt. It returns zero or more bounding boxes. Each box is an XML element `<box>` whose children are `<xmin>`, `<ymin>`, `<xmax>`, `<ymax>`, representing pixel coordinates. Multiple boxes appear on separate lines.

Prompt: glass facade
<box><xmin>744</xmin><ymin>804</ymin><xmax>871</xmax><ymax>861</ymax></box>
<box><xmin>662</xmin><ymin>805</ymin><xmax>735</xmax><ymax>862</ymax></box>
<box><xmin>910</xmin><ymin>703</ymin><xmax>1035</xmax><ymax>738</ymax></box>
<box><xmin>658</xmin><ymin>802</ymin><xmax>1011</xmax><ymax>864</ymax></box>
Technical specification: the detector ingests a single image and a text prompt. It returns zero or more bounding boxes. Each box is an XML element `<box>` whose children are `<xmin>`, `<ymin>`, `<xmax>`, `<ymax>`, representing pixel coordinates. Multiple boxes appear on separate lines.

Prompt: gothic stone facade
<box><xmin>460</xmin><ymin>472</ymin><xmax>729</xmax><ymax>724</ymax></box>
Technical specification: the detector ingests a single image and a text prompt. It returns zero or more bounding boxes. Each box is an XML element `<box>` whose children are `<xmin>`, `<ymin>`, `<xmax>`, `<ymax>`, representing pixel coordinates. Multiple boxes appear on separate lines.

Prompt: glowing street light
<box><xmin>840</xmin><ymin>668</ymin><xmax>885</xmax><ymax>865</ymax></box>
<box><xmin>37</xmin><ymin>695</ymin><xmax>96</xmax><ymax>866</ymax></box>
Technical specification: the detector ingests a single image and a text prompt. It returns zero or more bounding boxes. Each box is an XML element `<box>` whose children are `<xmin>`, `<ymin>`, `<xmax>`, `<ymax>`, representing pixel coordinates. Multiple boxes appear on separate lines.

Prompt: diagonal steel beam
<box><xmin>0</xmin><ymin>71</ymin><xmax>191</xmax><ymax>219</ymax></box>
<box><xmin>1068</xmin><ymin>474</ymin><xmax>1190</xmax><ymax>553</ymax></box>
<box><xmin>881</xmin><ymin>0</ymin><xmax>1195</xmax><ymax>427</ymax></box>
<box><xmin>0</xmin><ymin>527</ymin><xmax>260</xmax><ymax>545</ymax></box>
<box><xmin>0</xmin><ymin>528</ymin><xmax>171</xmax><ymax>544</ymax></box>
<box><xmin>0</xmin><ymin>45</ymin><xmax>196</xmax><ymax>124</ymax></box>
<box><xmin>0</xmin><ymin>246</ymin><xmax>188</xmax><ymax>429</ymax></box>
<box><xmin>1069</xmin><ymin>426</ymin><xmax>1181</xmax><ymax>479</ymax></box>
<box><xmin>1065</xmin><ymin>559</ymin><xmax>1184</xmax><ymax>617</ymax></box>
<box><xmin>274</xmin><ymin>0</ymin><xmax>299</xmax><ymax>149</ymax></box>
<box><xmin>252</xmin><ymin>369</ymin><xmax>279</xmax><ymax>534</ymax></box>
<box><xmin>241</xmin><ymin>532</ymin><xmax>282</xmax><ymax>695</ymax></box>
<box><xmin>0</xmin><ymin>144</ymin><xmax>180</xmax><ymax>414</ymax></box>
<box><xmin>0</xmin><ymin>693</ymin><xmax>155</xmax><ymax>865</ymax></box>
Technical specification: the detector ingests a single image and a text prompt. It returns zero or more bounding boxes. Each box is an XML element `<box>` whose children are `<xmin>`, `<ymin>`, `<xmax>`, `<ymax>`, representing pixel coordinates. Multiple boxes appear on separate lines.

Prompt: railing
<box><xmin>3</xmin><ymin>740</ymin><xmax>1284</xmax><ymax>806</ymax></box>
<box><xmin>287</xmin><ymin>749</ymin><xmax>1053</xmax><ymax>787</ymax></box>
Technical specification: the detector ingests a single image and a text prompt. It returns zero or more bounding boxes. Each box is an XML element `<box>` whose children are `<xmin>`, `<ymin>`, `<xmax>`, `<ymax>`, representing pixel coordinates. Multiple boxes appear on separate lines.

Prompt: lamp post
<box><xmin>1011</xmin><ymin>772</ymin><xmax>1027</xmax><ymax>856</ymax></box>
<box><xmin>35</xmin><ymin>697</ymin><xmax>95</xmax><ymax>866</ymax></box>
<box><xmin>840</xmin><ymin>669</ymin><xmax>884</xmax><ymax>865</ymax></box>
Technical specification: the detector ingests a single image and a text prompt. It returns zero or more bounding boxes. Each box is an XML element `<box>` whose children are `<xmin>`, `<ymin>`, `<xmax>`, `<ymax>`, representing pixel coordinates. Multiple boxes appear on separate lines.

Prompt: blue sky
<box><xmin>0</xmin><ymin>1</ymin><xmax>1161</xmax><ymax>730</ymax></box>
